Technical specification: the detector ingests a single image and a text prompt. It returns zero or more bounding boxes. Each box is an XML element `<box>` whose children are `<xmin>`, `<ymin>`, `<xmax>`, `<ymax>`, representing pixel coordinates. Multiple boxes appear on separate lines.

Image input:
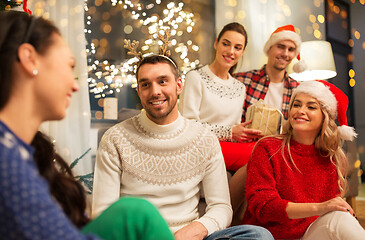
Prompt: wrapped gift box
<box><xmin>246</xmin><ymin>100</ymin><xmax>283</xmax><ymax>135</ymax></box>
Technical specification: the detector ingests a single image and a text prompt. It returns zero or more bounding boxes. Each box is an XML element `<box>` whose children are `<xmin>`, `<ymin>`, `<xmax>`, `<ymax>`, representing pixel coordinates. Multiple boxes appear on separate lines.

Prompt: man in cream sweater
<box><xmin>91</xmin><ymin>55</ymin><xmax>273</xmax><ymax>240</ymax></box>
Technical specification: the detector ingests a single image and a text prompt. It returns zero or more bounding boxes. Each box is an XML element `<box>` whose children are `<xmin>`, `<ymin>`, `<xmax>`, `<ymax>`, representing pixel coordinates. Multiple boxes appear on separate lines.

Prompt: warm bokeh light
<box><xmin>225</xmin><ymin>11</ymin><xmax>234</xmax><ymax>20</ymax></box>
<box><xmin>358</xmin><ymin>169</ymin><xmax>363</xmax><ymax>177</ymax></box>
<box><xmin>295</xmin><ymin>27</ymin><xmax>301</xmax><ymax>35</ymax></box>
<box><xmin>86</xmin><ymin>1</ymin><xmax>199</xmax><ymax>98</ymax></box>
<box><xmin>309</xmin><ymin>14</ymin><xmax>316</xmax><ymax>23</ymax></box>
<box><xmin>98</xmin><ymin>99</ymin><xmax>104</xmax><ymax>108</ymax></box>
<box><xmin>333</xmin><ymin>5</ymin><xmax>340</xmax><ymax>14</ymax></box>
<box><xmin>99</xmin><ymin>38</ymin><xmax>108</xmax><ymax>47</ymax></box>
<box><xmin>317</xmin><ymin>15</ymin><xmax>325</xmax><ymax>23</ymax></box>
<box><xmin>95</xmin><ymin>0</ymin><xmax>103</xmax><ymax>7</ymax></box>
<box><xmin>237</xmin><ymin>10</ymin><xmax>246</xmax><ymax>20</ymax></box>
<box><xmin>96</xmin><ymin>82</ymin><xmax>104</xmax><ymax>88</ymax></box>
<box><xmin>102</xmin><ymin>24</ymin><xmax>112</xmax><ymax>34</ymax></box>
<box><xmin>359</xmin><ymin>145</ymin><xmax>365</xmax><ymax>154</ymax></box>
<box><xmin>312</xmin><ymin>23</ymin><xmax>320</xmax><ymax>30</ymax></box>
<box><xmin>348</xmin><ymin>39</ymin><xmax>354</xmax><ymax>47</ymax></box>
<box><xmin>354</xmin><ymin>31</ymin><xmax>361</xmax><ymax>39</ymax></box>
<box><xmin>314</xmin><ymin>29</ymin><xmax>322</xmax><ymax>39</ymax></box>
<box><xmin>102</xmin><ymin>12</ymin><xmax>111</xmax><ymax>21</ymax></box>
<box><xmin>347</xmin><ymin>53</ymin><xmax>354</xmax><ymax>62</ymax></box>
<box><xmin>355</xmin><ymin>160</ymin><xmax>361</xmax><ymax>169</ymax></box>
<box><xmin>95</xmin><ymin>111</ymin><xmax>103</xmax><ymax>119</ymax></box>
<box><xmin>314</xmin><ymin>0</ymin><xmax>321</xmax><ymax>7</ymax></box>
<box><xmin>124</xmin><ymin>25</ymin><xmax>133</xmax><ymax>34</ymax></box>
<box><xmin>91</xmin><ymin>39</ymin><xmax>99</xmax><ymax>47</ymax></box>
<box><xmin>340</xmin><ymin>9</ymin><xmax>347</xmax><ymax>19</ymax></box>
<box><xmin>282</xmin><ymin>5</ymin><xmax>291</xmax><ymax>16</ymax></box>
<box><xmin>349</xmin><ymin>78</ymin><xmax>356</xmax><ymax>87</ymax></box>
<box><xmin>349</xmin><ymin>69</ymin><xmax>355</xmax><ymax>78</ymax></box>
<box><xmin>227</xmin><ymin>0</ymin><xmax>238</xmax><ymax>7</ymax></box>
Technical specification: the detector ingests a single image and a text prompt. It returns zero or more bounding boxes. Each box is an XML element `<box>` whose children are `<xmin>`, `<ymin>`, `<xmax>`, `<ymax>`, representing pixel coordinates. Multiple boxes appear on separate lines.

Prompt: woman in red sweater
<box><xmin>244</xmin><ymin>80</ymin><xmax>365</xmax><ymax>239</ymax></box>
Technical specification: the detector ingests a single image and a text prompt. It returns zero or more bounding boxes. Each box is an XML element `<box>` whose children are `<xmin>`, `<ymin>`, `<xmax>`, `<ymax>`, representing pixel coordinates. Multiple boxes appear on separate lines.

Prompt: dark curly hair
<box><xmin>31</xmin><ymin>131</ymin><xmax>89</xmax><ymax>228</ymax></box>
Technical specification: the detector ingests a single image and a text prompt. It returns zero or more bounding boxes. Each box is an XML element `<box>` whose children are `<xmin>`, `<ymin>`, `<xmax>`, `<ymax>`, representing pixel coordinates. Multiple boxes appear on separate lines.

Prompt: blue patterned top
<box><xmin>0</xmin><ymin>121</ymin><xmax>98</xmax><ymax>240</ymax></box>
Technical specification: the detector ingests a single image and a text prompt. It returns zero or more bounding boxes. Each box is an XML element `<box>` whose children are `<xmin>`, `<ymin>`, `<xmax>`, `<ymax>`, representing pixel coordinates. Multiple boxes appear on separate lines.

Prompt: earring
<box><xmin>32</xmin><ymin>69</ymin><xmax>38</xmax><ymax>76</ymax></box>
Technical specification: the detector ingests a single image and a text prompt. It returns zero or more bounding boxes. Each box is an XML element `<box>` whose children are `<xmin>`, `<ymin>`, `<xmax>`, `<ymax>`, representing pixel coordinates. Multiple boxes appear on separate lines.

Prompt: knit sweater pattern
<box><xmin>0</xmin><ymin>121</ymin><xmax>98</xmax><ymax>240</ymax></box>
<box><xmin>179</xmin><ymin>65</ymin><xmax>246</xmax><ymax>141</ymax></box>
<box><xmin>243</xmin><ymin>137</ymin><xmax>339</xmax><ymax>239</ymax></box>
<box><xmin>92</xmin><ymin>111</ymin><xmax>232</xmax><ymax>235</ymax></box>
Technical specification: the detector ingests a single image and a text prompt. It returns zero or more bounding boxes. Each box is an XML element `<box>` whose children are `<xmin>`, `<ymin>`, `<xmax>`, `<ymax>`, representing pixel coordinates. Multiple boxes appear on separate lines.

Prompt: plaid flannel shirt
<box><xmin>234</xmin><ymin>65</ymin><xmax>299</xmax><ymax>122</ymax></box>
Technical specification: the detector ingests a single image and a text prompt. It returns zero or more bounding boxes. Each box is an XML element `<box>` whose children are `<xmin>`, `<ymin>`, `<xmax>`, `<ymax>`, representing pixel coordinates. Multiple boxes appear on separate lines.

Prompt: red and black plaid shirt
<box><xmin>234</xmin><ymin>65</ymin><xmax>299</xmax><ymax>122</ymax></box>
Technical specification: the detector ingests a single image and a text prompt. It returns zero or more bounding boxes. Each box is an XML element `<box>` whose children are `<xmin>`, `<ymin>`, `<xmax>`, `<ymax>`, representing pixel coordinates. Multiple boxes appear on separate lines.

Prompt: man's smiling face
<box><xmin>136</xmin><ymin>62</ymin><xmax>182</xmax><ymax>125</ymax></box>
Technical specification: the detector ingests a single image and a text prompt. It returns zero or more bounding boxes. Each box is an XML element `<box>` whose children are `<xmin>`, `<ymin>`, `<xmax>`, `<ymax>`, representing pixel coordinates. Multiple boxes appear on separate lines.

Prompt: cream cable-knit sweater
<box><xmin>179</xmin><ymin>65</ymin><xmax>246</xmax><ymax>141</ymax></box>
<box><xmin>91</xmin><ymin>111</ymin><xmax>232</xmax><ymax>235</ymax></box>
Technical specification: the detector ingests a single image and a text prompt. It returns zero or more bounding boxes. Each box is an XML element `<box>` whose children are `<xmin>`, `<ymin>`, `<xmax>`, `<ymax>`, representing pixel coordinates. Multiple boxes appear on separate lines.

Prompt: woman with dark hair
<box><xmin>243</xmin><ymin>80</ymin><xmax>365</xmax><ymax>239</ymax></box>
<box><xmin>178</xmin><ymin>23</ymin><xmax>262</xmax><ymax>223</ymax></box>
<box><xmin>0</xmin><ymin>10</ymin><xmax>173</xmax><ymax>240</ymax></box>
<box><xmin>179</xmin><ymin>22</ymin><xmax>261</xmax><ymax>172</ymax></box>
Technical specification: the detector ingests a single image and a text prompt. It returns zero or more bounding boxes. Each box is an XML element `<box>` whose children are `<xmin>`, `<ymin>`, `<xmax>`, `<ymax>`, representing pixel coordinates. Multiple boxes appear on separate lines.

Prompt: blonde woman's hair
<box><xmin>267</xmin><ymin>100</ymin><xmax>348</xmax><ymax>195</ymax></box>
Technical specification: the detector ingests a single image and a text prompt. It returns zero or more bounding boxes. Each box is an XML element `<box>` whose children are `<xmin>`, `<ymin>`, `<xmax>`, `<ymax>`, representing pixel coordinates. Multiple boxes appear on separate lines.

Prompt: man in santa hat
<box><xmin>235</xmin><ymin>24</ymin><xmax>306</xmax><ymax>123</ymax></box>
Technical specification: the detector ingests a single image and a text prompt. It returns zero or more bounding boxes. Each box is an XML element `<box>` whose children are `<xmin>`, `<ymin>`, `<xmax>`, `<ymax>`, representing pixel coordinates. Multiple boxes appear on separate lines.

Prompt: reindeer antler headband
<box><xmin>123</xmin><ymin>29</ymin><xmax>177</xmax><ymax>69</ymax></box>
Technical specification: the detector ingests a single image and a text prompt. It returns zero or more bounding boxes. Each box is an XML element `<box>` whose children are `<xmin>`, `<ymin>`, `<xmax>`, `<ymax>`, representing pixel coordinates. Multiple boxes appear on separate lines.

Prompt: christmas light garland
<box><xmin>85</xmin><ymin>0</ymin><xmax>200</xmax><ymax>99</ymax></box>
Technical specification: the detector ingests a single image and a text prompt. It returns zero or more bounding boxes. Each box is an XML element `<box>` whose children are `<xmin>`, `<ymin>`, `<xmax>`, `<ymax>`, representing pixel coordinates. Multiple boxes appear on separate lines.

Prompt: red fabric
<box><xmin>23</xmin><ymin>0</ymin><xmax>32</xmax><ymax>15</ymax></box>
<box><xmin>272</xmin><ymin>24</ymin><xmax>296</xmax><ymax>34</ymax></box>
<box><xmin>219</xmin><ymin>141</ymin><xmax>257</xmax><ymax>171</ymax></box>
<box><xmin>243</xmin><ymin>137</ymin><xmax>339</xmax><ymax>239</ymax></box>
<box><xmin>316</xmin><ymin>80</ymin><xmax>349</xmax><ymax>127</ymax></box>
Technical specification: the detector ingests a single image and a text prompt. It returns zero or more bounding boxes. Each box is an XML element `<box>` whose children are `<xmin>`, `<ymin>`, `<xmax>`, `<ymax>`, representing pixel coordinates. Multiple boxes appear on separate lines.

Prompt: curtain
<box><xmin>26</xmin><ymin>0</ymin><xmax>93</xmax><ymax>185</ymax></box>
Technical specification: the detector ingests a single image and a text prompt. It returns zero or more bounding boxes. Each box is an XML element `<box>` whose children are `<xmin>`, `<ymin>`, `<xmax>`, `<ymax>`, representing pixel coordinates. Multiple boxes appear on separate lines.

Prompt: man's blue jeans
<box><xmin>204</xmin><ymin>225</ymin><xmax>274</xmax><ymax>240</ymax></box>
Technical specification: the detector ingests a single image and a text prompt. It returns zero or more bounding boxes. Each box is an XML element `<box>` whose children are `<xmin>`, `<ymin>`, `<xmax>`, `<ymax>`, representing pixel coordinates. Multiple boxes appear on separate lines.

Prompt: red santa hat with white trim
<box><xmin>264</xmin><ymin>24</ymin><xmax>307</xmax><ymax>73</ymax></box>
<box><xmin>290</xmin><ymin>80</ymin><xmax>357</xmax><ymax>141</ymax></box>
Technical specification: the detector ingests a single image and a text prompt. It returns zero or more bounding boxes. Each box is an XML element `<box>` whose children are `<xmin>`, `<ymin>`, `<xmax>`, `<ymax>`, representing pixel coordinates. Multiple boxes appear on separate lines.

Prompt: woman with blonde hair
<box><xmin>243</xmin><ymin>80</ymin><xmax>365</xmax><ymax>239</ymax></box>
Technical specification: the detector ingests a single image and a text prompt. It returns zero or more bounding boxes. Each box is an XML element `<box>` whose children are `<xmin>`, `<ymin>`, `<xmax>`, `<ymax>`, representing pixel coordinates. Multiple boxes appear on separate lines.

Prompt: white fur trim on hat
<box><xmin>290</xmin><ymin>81</ymin><xmax>337</xmax><ymax>118</ymax></box>
<box><xmin>291</xmin><ymin>80</ymin><xmax>357</xmax><ymax>141</ymax></box>
<box><xmin>293</xmin><ymin>59</ymin><xmax>308</xmax><ymax>73</ymax></box>
<box><xmin>264</xmin><ymin>30</ymin><xmax>302</xmax><ymax>56</ymax></box>
<box><xmin>338</xmin><ymin>125</ymin><xmax>357</xmax><ymax>141</ymax></box>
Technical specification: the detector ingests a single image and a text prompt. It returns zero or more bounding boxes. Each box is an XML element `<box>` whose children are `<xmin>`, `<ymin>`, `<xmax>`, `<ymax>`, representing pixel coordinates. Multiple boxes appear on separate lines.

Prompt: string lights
<box><xmin>84</xmin><ymin>0</ymin><xmax>200</xmax><ymax>99</ymax></box>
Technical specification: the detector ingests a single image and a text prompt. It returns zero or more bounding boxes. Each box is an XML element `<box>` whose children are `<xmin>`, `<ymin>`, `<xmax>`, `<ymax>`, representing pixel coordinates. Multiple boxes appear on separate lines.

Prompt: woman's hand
<box><xmin>286</xmin><ymin>197</ymin><xmax>356</xmax><ymax>219</ymax></box>
<box><xmin>316</xmin><ymin>197</ymin><xmax>356</xmax><ymax>218</ymax></box>
<box><xmin>232</xmin><ymin>121</ymin><xmax>262</xmax><ymax>143</ymax></box>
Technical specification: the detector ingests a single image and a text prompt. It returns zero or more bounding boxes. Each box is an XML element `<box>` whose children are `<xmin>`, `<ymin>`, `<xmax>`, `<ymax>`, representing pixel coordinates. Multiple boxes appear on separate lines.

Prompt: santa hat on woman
<box><xmin>264</xmin><ymin>24</ymin><xmax>307</xmax><ymax>73</ymax></box>
<box><xmin>290</xmin><ymin>80</ymin><xmax>357</xmax><ymax>141</ymax></box>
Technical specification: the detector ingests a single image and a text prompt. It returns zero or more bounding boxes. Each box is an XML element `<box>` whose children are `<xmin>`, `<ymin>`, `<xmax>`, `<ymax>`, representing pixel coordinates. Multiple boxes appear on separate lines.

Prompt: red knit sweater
<box><xmin>243</xmin><ymin>137</ymin><xmax>339</xmax><ymax>239</ymax></box>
